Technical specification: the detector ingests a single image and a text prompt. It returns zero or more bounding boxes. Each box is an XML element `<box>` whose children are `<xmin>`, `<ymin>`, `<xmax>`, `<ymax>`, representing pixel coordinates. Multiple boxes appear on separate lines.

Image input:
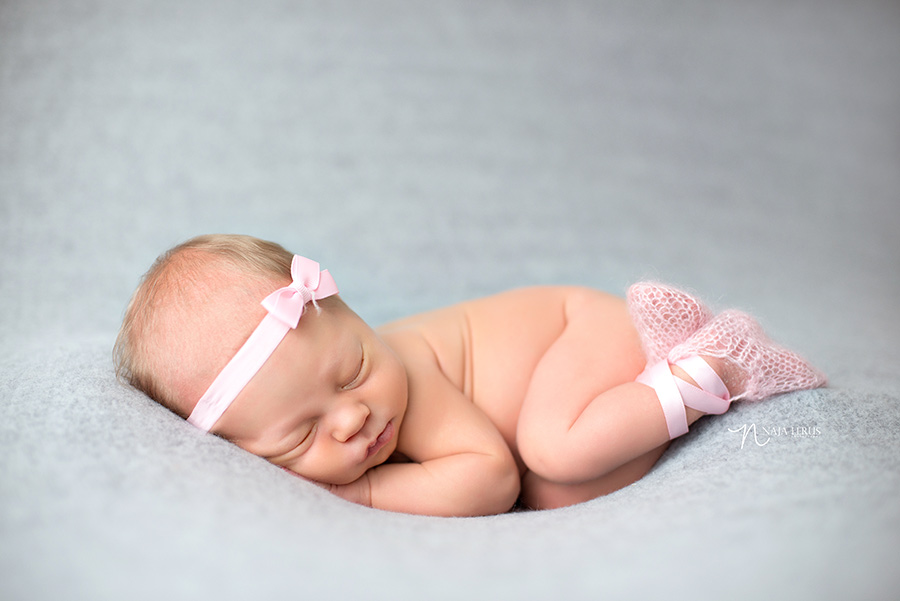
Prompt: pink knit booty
<box><xmin>668</xmin><ymin>310</ymin><xmax>828</xmax><ymax>401</ymax></box>
<box><xmin>627</xmin><ymin>282</ymin><xmax>714</xmax><ymax>364</ymax></box>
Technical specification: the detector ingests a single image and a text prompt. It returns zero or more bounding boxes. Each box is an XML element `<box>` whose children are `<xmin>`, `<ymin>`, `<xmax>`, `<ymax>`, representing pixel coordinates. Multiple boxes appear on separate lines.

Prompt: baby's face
<box><xmin>209</xmin><ymin>299</ymin><xmax>409</xmax><ymax>485</ymax></box>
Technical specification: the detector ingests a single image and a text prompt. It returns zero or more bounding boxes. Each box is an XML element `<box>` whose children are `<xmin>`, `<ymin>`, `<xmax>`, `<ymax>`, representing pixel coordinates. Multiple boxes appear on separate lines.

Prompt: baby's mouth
<box><xmin>366</xmin><ymin>421</ymin><xmax>394</xmax><ymax>459</ymax></box>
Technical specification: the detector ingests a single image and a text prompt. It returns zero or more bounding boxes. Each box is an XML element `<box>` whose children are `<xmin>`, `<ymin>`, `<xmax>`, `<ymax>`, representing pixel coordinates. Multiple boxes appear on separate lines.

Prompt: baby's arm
<box><xmin>329</xmin><ymin>336</ymin><xmax>521</xmax><ymax>517</ymax></box>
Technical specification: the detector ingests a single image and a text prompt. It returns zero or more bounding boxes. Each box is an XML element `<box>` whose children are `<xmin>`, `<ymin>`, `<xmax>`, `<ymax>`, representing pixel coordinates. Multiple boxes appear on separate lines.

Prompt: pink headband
<box><xmin>187</xmin><ymin>255</ymin><xmax>339</xmax><ymax>432</ymax></box>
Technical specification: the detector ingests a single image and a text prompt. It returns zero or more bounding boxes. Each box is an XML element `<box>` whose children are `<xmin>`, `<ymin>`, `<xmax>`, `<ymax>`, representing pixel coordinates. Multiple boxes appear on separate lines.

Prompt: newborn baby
<box><xmin>115</xmin><ymin>234</ymin><xmax>826</xmax><ymax>516</ymax></box>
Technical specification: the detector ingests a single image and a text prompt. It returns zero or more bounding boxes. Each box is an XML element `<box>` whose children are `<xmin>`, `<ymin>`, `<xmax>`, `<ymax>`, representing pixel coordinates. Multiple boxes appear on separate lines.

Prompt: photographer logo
<box><xmin>728</xmin><ymin>424</ymin><xmax>821</xmax><ymax>449</ymax></box>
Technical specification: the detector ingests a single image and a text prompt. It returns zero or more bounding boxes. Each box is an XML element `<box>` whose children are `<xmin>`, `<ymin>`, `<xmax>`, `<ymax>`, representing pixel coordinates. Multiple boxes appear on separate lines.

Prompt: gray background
<box><xmin>2</xmin><ymin>1</ymin><xmax>899</xmax><ymax>600</ymax></box>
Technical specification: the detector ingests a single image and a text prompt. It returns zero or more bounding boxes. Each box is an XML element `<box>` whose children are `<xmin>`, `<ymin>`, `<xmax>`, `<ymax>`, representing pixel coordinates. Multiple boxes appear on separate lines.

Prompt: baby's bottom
<box><xmin>514</xmin><ymin>295</ymin><xmax>705</xmax><ymax>510</ymax></box>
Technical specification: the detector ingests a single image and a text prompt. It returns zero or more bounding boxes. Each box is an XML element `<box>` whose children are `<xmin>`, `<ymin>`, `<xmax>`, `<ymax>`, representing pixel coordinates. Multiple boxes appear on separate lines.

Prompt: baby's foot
<box><xmin>627</xmin><ymin>282</ymin><xmax>713</xmax><ymax>364</ymax></box>
<box><xmin>668</xmin><ymin>310</ymin><xmax>827</xmax><ymax>401</ymax></box>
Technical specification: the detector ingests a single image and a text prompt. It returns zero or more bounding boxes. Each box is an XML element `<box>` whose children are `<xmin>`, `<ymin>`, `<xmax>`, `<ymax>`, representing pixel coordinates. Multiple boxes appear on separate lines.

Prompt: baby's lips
<box><xmin>366</xmin><ymin>421</ymin><xmax>394</xmax><ymax>458</ymax></box>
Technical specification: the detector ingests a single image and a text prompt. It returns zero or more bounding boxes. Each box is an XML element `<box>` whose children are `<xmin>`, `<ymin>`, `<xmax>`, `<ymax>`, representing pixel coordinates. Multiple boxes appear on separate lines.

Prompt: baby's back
<box><xmin>379</xmin><ymin>286</ymin><xmax>622</xmax><ymax>466</ymax></box>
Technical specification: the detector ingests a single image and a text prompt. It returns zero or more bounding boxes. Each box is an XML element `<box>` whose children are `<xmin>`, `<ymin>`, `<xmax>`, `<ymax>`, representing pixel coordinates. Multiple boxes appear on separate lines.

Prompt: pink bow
<box><xmin>260</xmin><ymin>255</ymin><xmax>339</xmax><ymax>328</ymax></box>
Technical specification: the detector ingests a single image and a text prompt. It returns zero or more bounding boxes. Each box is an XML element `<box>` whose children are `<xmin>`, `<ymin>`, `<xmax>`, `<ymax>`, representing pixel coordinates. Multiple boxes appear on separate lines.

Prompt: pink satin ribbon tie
<box><xmin>187</xmin><ymin>255</ymin><xmax>339</xmax><ymax>432</ymax></box>
<box><xmin>637</xmin><ymin>356</ymin><xmax>731</xmax><ymax>440</ymax></box>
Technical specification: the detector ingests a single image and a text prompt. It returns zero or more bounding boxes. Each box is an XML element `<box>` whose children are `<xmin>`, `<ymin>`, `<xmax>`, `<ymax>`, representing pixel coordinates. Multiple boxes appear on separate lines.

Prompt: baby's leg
<box><xmin>517</xmin><ymin>362</ymin><xmax>706</xmax><ymax>487</ymax></box>
<box><xmin>516</xmin><ymin>288</ymin><xmax>825</xmax><ymax>500</ymax></box>
<box><xmin>519</xmin><ymin>354</ymin><xmax>722</xmax><ymax>510</ymax></box>
<box><xmin>515</xmin><ymin>291</ymin><xmax>682</xmax><ymax>486</ymax></box>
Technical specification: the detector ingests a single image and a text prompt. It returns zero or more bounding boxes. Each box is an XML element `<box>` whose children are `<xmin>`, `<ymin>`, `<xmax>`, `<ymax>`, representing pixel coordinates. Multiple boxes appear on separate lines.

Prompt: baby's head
<box><xmin>115</xmin><ymin>234</ymin><xmax>408</xmax><ymax>484</ymax></box>
<box><xmin>115</xmin><ymin>234</ymin><xmax>296</xmax><ymax>417</ymax></box>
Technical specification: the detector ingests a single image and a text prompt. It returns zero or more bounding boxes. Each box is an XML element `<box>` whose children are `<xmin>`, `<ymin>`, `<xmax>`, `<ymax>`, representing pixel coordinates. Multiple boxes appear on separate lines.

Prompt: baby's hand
<box><xmin>319</xmin><ymin>473</ymin><xmax>373</xmax><ymax>508</ymax></box>
<box><xmin>280</xmin><ymin>466</ymin><xmax>373</xmax><ymax>507</ymax></box>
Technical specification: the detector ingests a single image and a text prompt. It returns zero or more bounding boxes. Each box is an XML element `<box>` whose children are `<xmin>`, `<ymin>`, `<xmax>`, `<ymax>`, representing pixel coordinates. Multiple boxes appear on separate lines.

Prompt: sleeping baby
<box><xmin>114</xmin><ymin>234</ymin><xmax>826</xmax><ymax>516</ymax></box>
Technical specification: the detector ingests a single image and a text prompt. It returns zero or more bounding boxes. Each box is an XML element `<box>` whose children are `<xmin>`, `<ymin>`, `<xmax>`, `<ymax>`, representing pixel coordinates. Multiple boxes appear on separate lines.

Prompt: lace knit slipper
<box><xmin>627</xmin><ymin>282</ymin><xmax>713</xmax><ymax>364</ymax></box>
<box><xmin>668</xmin><ymin>310</ymin><xmax>828</xmax><ymax>401</ymax></box>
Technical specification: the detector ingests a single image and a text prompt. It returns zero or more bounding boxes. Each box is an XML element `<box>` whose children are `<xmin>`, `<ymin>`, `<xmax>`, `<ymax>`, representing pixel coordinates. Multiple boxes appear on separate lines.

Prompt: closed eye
<box><xmin>341</xmin><ymin>346</ymin><xmax>366</xmax><ymax>390</ymax></box>
<box><xmin>268</xmin><ymin>424</ymin><xmax>316</xmax><ymax>463</ymax></box>
<box><xmin>296</xmin><ymin>423</ymin><xmax>316</xmax><ymax>449</ymax></box>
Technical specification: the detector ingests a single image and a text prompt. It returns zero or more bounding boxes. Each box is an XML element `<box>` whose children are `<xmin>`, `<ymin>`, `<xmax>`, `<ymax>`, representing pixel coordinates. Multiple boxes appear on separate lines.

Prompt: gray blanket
<box><xmin>2</xmin><ymin>1</ymin><xmax>898</xmax><ymax>599</ymax></box>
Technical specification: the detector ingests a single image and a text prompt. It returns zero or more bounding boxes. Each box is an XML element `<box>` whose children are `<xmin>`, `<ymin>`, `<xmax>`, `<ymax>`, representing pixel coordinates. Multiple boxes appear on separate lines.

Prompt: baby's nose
<box><xmin>332</xmin><ymin>401</ymin><xmax>370</xmax><ymax>443</ymax></box>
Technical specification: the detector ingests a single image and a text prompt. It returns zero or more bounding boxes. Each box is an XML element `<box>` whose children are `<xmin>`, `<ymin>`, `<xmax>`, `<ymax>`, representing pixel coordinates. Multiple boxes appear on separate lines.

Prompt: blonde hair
<box><xmin>113</xmin><ymin>234</ymin><xmax>294</xmax><ymax>416</ymax></box>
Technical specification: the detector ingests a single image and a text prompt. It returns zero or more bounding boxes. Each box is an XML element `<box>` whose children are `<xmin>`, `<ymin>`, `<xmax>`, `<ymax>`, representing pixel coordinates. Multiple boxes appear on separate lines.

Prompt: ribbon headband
<box><xmin>187</xmin><ymin>255</ymin><xmax>339</xmax><ymax>432</ymax></box>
